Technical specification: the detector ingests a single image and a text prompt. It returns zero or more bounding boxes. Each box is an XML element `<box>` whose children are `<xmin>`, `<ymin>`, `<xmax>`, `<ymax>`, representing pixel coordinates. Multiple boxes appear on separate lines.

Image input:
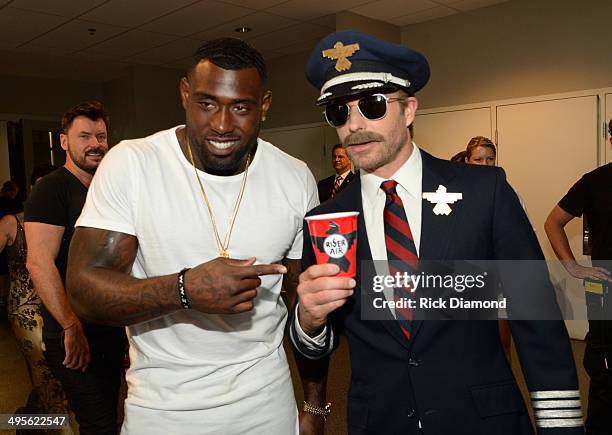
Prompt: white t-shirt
<box><xmin>76</xmin><ymin>126</ymin><xmax>318</xmax><ymax>434</ymax></box>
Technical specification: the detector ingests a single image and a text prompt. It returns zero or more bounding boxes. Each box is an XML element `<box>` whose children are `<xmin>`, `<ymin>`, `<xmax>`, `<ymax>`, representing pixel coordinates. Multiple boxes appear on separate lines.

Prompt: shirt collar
<box><xmin>336</xmin><ymin>169</ymin><xmax>351</xmax><ymax>180</ymax></box>
<box><xmin>360</xmin><ymin>143</ymin><xmax>422</xmax><ymax>203</ymax></box>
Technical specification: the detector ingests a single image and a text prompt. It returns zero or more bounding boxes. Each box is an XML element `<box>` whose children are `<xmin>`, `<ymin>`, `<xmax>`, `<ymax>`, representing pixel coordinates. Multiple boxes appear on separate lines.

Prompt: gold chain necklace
<box><xmin>185</xmin><ymin>134</ymin><xmax>250</xmax><ymax>258</ymax></box>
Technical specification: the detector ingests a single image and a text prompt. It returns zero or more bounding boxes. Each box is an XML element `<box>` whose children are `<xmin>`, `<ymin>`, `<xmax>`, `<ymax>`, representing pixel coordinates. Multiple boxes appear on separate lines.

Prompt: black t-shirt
<box><xmin>24</xmin><ymin>167</ymin><xmax>121</xmax><ymax>340</ymax></box>
<box><xmin>558</xmin><ymin>163</ymin><xmax>612</xmax><ymax>345</ymax></box>
<box><xmin>558</xmin><ymin>163</ymin><xmax>612</xmax><ymax>262</ymax></box>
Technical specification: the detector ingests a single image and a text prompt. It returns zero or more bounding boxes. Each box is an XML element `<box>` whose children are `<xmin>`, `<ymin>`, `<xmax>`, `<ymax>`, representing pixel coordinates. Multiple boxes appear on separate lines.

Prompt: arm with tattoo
<box><xmin>67</xmin><ymin>227</ymin><xmax>177</xmax><ymax>326</ymax></box>
<box><xmin>67</xmin><ymin>227</ymin><xmax>287</xmax><ymax>326</ymax></box>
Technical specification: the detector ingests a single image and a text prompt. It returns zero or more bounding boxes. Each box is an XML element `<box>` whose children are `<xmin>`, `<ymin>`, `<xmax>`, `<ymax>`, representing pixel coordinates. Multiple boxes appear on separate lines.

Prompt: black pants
<box><xmin>44</xmin><ymin>333</ymin><xmax>126</xmax><ymax>435</ymax></box>
<box><xmin>584</xmin><ymin>340</ymin><xmax>612</xmax><ymax>435</ymax></box>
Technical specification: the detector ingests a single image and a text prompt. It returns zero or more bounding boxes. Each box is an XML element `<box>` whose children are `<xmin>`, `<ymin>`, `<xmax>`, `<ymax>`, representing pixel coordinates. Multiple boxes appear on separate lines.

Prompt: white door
<box><xmin>323</xmin><ymin>124</ymin><xmax>343</xmax><ymax>177</ymax></box>
<box><xmin>415</xmin><ymin>106</ymin><xmax>492</xmax><ymax>160</ymax></box>
<box><xmin>497</xmin><ymin>95</ymin><xmax>599</xmax><ymax>338</ymax></box>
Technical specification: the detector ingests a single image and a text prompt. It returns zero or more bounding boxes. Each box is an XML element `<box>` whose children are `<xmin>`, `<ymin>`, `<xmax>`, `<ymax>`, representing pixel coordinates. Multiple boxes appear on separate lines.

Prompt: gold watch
<box><xmin>303</xmin><ymin>401</ymin><xmax>332</xmax><ymax>420</ymax></box>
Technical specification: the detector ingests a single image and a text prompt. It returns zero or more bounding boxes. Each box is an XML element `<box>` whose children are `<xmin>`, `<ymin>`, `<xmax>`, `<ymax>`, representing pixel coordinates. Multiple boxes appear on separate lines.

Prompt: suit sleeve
<box><xmin>316</xmin><ymin>178</ymin><xmax>327</xmax><ymax>204</ymax></box>
<box><xmin>492</xmin><ymin>168</ymin><xmax>584</xmax><ymax>434</ymax></box>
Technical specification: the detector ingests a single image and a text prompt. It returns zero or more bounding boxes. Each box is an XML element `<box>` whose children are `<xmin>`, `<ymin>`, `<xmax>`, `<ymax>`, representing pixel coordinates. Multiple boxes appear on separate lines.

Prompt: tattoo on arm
<box><xmin>67</xmin><ymin>227</ymin><xmax>180</xmax><ymax>326</ymax></box>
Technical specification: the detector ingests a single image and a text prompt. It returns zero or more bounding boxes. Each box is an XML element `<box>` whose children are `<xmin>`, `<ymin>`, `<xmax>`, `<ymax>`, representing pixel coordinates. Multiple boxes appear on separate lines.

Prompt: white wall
<box><xmin>0</xmin><ymin>74</ymin><xmax>103</xmax><ymax>117</ymax></box>
<box><xmin>401</xmin><ymin>0</ymin><xmax>612</xmax><ymax>110</ymax></box>
<box><xmin>265</xmin><ymin>12</ymin><xmax>400</xmax><ymax>129</ymax></box>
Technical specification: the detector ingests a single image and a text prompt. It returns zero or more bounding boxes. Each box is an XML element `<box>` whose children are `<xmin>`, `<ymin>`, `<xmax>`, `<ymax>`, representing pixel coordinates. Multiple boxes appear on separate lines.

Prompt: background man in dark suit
<box><xmin>289</xmin><ymin>31</ymin><xmax>584</xmax><ymax>434</ymax></box>
<box><xmin>317</xmin><ymin>144</ymin><xmax>354</xmax><ymax>202</ymax></box>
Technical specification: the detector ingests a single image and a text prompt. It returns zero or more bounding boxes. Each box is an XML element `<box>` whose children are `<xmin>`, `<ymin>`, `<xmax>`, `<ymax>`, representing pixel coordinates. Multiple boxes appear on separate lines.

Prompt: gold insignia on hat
<box><xmin>322</xmin><ymin>42</ymin><xmax>360</xmax><ymax>72</ymax></box>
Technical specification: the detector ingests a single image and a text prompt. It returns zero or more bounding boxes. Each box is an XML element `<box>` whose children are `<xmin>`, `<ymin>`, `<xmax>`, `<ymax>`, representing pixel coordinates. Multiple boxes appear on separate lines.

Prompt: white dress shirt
<box><xmin>361</xmin><ymin>143</ymin><xmax>422</xmax><ymax>260</ymax></box>
<box><xmin>295</xmin><ymin>144</ymin><xmax>424</xmax><ymax>348</ymax></box>
<box><xmin>336</xmin><ymin>169</ymin><xmax>352</xmax><ymax>184</ymax></box>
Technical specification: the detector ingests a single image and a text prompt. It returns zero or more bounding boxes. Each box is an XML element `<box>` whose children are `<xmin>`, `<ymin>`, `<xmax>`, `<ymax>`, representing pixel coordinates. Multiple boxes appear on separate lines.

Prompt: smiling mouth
<box><xmin>208</xmin><ymin>139</ymin><xmax>239</xmax><ymax>150</ymax></box>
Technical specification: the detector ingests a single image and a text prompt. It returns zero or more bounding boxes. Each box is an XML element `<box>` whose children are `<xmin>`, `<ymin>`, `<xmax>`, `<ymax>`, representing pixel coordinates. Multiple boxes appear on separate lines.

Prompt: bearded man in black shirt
<box><xmin>24</xmin><ymin>101</ymin><xmax>126</xmax><ymax>435</ymax></box>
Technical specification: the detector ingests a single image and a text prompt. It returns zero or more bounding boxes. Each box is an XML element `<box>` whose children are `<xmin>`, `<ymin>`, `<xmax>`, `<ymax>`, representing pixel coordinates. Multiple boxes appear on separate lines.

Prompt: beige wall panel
<box><xmin>260</xmin><ymin>125</ymin><xmax>327</xmax><ymax>181</ymax></box>
<box><xmin>497</xmin><ymin>95</ymin><xmax>598</xmax><ymax>339</ymax></box>
<box><xmin>265</xmin><ymin>51</ymin><xmax>322</xmax><ymax>129</ymax></box>
<box><xmin>414</xmin><ymin>106</ymin><xmax>491</xmax><ymax>160</ymax></box>
<box><xmin>322</xmin><ymin>124</ymin><xmax>343</xmax><ymax>176</ymax></box>
<box><xmin>336</xmin><ymin>11</ymin><xmax>400</xmax><ymax>43</ymax></box>
<box><xmin>402</xmin><ymin>0</ymin><xmax>612</xmax><ymax>111</ymax></box>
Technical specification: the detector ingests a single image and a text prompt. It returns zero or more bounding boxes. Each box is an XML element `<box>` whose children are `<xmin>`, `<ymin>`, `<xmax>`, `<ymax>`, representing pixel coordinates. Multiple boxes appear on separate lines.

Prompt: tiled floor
<box><xmin>1</xmin><ymin>312</ymin><xmax>590</xmax><ymax>435</ymax></box>
<box><xmin>286</xmin><ymin>336</ymin><xmax>590</xmax><ymax>435</ymax></box>
<box><xmin>0</xmin><ymin>311</ymin><xmax>31</xmax><ymax>434</ymax></box>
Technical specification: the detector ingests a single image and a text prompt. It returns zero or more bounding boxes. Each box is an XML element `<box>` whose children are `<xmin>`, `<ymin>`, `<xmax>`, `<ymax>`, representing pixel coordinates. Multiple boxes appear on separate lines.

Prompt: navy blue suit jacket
<box><xmin>291</xmin><ymin>151</ymin><xmax>582</xmax><ymax>435</ymax></box>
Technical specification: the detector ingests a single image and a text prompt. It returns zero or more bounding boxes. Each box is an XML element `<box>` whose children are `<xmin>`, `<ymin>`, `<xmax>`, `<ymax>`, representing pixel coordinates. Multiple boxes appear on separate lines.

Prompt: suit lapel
<box><xmin>336</xmin><ymin>175</ymin><xmax>412</xmax><ymax>351</ymax></box>
<box><xmin>410</xmin><ymin>151</ymin><xmax>459</xmax><ymax>341</ymax></box>
<box><xmin>419</xmin><ymin>151</ymin><xmax>459</xmax><ymax>261</ymax></box>
<box><xmin>336</xmin><ymin>154</ymin><xmax>460</xmax><ymax>348</ymax></box>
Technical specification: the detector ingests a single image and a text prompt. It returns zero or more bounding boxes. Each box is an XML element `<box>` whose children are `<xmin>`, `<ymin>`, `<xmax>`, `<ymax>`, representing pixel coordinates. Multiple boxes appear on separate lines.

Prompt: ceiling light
<box><xmin>235</xmin><ymin>27</ymin><xmax>252</xmax><ymax>33</ymax></box>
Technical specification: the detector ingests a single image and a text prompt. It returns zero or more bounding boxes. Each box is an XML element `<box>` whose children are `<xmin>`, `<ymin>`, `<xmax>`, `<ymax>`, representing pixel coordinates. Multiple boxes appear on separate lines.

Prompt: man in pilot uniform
<box><xmin>290</xmin><ymin>31</ymin><xmax>584</xmax><ymax>435</ymax></box>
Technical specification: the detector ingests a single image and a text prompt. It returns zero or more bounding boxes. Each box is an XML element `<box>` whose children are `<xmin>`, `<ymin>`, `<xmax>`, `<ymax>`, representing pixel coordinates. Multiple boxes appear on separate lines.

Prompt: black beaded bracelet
<box><xmin>177</xmin><ymin>268</ymin><xmax>192</xmax><ymax>309</ymax></box>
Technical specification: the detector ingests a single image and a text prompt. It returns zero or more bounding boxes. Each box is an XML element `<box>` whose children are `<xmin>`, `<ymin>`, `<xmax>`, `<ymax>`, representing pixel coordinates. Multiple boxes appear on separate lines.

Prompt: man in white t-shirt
<box><xmin>65</xmin><ymin>38</ymin><xmax>323</xmax><ymax>434</ymax></box>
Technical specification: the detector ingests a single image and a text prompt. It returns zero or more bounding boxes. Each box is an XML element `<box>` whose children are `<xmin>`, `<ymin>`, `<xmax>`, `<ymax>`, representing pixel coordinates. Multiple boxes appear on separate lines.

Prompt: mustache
<box><xmin>343</xmin><ymin>131</ymin><xmax>385</xmax><ymax>146</ymax></box>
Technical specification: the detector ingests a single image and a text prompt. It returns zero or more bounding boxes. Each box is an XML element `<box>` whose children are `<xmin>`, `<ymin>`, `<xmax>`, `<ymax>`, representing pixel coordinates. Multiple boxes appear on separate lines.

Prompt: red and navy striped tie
<box><xmin>331</xmin><ymin>175</ymin><xmax>342</xmax><ymax>197</ymax></box>
<box><xmin>381</xmin><ymin>180</ymin><xmax>418</xmax><ymax>340</ymax></box>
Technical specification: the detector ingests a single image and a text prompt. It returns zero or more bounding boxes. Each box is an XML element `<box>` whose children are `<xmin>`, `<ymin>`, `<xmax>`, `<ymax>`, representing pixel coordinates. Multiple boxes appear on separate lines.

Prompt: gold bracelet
<box><xmin>303</xmin><ymin>401</ymin><xmax>331</xmax><ymax>420</ymax></box>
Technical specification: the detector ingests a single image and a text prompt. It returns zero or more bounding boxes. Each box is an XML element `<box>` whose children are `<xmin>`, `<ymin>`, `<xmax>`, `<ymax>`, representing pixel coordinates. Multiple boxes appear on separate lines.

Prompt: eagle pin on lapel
<box><xmin>423</xmin><ymin>185</ymin><xmax>462</xmax><ymax>216</ymax></box>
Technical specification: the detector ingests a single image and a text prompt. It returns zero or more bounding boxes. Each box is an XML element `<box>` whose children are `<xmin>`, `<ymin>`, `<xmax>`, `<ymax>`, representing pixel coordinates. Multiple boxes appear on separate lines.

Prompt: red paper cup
<box><xmin>305</xmin><ymin>212</ymin><xmax>359</xmax><ymax>277</ymax></box>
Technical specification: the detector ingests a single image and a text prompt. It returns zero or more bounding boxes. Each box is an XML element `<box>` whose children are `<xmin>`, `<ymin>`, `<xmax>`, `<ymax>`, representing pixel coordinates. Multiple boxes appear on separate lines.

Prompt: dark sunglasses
<box><xmin>324</xmin><ymin>93</ymin><xmax>404</xmax><ymax>128</ymax></box>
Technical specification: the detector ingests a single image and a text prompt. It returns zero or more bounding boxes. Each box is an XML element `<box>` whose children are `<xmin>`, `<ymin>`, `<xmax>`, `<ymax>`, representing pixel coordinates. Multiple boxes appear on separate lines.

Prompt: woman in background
<box><xmin>464</xmin><ymin>135</ymin><xmax>497</xmax><ymax>166</ymax></box>
<box><xmin>0</xmin><ymin>164</ymin><xmax>73</xmax><ymax>435</ymax></box>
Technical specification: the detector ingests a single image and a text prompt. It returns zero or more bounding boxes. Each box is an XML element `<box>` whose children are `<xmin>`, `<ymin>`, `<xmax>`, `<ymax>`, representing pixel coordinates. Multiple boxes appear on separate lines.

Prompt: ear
<box><xmin>403</xmin><ymin>96</ymin><xmax>418</xmax><ymax>127</ymax></box>
<box><xmin>261</xmin><ymin>90</ymin><xmax>272</xmax><ymax>121</ymax></box>
<box><xmin>60</xmin><ymin>133</ymin><xmax>68</xmax><ymax>151</ymax></box>
<box><xmin>179</xmin><ymin>77</ymin><xmax>190</xmax><ymax>110</ymax></box>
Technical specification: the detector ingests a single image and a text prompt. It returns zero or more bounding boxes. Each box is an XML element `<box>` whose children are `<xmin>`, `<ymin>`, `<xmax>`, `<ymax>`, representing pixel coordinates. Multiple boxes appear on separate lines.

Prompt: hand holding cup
<box><xmin>298</xmin><ymin>212</ymin><xmax>359</xmax><ymax>334</ymax></box>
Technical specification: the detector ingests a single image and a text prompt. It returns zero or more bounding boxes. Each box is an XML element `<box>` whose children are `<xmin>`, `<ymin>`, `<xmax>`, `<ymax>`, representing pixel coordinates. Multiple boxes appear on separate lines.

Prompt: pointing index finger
<box><xmin>238</xmin><ymin>263</ymin><xmax>287</xmax><ymax>277</ymax></box>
